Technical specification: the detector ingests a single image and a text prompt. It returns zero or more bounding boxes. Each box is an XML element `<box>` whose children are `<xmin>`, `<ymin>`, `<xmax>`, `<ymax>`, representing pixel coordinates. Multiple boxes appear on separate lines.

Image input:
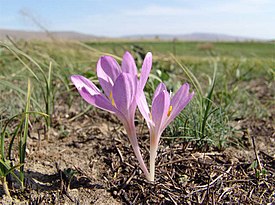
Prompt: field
<box><xmin>0</xmin><ymin>39</ymin><xmax>274</xmax><ymax>204</ymax></box>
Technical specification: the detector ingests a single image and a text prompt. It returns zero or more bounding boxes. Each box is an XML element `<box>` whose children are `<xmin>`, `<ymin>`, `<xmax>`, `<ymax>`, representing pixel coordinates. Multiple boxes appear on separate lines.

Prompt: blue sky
<box><xmin>0</xmin><ymin>0</ymin><xmax>274</xmax><ymax>39</ymax></box>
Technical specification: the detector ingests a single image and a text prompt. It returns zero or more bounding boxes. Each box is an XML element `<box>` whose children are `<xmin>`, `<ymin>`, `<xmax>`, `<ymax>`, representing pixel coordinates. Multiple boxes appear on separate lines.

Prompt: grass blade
<box><xmin>19</xmin><ymin>78</ymin><xmax>31</xmax><ymax>188</ymax></box>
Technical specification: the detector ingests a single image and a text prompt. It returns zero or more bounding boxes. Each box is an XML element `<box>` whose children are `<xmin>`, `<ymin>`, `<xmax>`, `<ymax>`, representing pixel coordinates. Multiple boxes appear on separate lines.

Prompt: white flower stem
<box><xmin>130</xmin><ymin>138</ymin><xmax>150</xmax><ymax>178</ymax></box>
<box><xmin>126</xmin><ymin>121</ymin><xmax>150</xmax><ymax>179</ymax></box>
<box><xmin>149</xmin><ymin>144</ymin><xmax>157</xmax><ymax>181</ymax></box>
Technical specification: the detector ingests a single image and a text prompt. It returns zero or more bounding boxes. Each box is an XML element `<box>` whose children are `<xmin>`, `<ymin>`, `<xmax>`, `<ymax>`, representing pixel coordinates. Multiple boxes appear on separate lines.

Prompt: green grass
<box><xmin>86</xmin><ymin>41</ymin><xmax>274</xmax><ymax>58</ymax></box>
<box><xmin>0</xmin><ymin>78</ymin><xmax>48</xmax><ymax>195</ymax></box>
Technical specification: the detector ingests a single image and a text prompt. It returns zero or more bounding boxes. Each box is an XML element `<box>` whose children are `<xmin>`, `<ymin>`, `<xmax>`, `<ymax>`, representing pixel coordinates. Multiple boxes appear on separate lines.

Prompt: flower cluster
<box><xmin>71</xmin><ymin>52</ymin><xmax>194</xmax><ymax>181</ymax></box>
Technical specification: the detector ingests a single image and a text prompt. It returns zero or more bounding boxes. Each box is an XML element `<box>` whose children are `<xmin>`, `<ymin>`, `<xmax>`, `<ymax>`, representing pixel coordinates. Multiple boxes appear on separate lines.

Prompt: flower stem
<box><xmin>125</xmin><ymin>121</ymin><xmax>150</xmax><ymax>179</ymax></box>
<box><xmin>130</xmin><ymin>138</ymin><xmax>150</xmax><ymax>178</ymax></box>
<box><xmin>149</xmin><ymin>143</ymin><xmax>157</xmax><ymax>181</ymax></box>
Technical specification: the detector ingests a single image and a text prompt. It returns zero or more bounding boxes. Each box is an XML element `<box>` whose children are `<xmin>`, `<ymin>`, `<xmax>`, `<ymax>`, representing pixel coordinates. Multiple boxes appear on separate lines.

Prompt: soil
<box><xmin>1</xmin><ymin>79</ymin><xmax>274</xmax><ymax>204</ymax></box>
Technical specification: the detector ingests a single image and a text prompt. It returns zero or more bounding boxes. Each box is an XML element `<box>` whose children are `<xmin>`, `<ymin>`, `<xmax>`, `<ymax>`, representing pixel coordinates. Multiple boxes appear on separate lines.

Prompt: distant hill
<box><xmin>0</xmin><ymin>29</ymin><xmax>264</xmax><ymax>42</ymax></box>
<box><xmin>123</xmin><ymin>32</ymin><xmax>261</xmax><ymax>42</ymax></box>
<box><xmin>0</xmin><ymin>29</ymin><xmax>100</xmax><ymax>41</ymax></box>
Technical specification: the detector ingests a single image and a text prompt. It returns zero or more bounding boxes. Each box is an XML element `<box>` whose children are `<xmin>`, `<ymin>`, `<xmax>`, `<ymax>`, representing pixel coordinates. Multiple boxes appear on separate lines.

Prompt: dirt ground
<box><xmin>1</xmin><ymin>79</ymin><xmax>274</xmax><ymax>204</ymax></box>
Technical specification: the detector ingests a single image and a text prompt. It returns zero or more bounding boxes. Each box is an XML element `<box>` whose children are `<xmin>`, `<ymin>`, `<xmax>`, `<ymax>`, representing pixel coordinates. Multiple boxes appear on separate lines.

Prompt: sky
<box><xmin>0</xmin><ymin>0</ymin><xmax>274</xmax><ymax>39</ymax></box>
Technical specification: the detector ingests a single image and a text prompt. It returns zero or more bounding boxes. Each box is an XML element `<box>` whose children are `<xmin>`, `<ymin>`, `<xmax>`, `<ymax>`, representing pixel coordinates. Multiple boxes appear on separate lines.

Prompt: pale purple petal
<box><xmin>82</xmin><ymin>88</ymin><xmax>118</xmax><ymax>113</ymax></box>
<box><xmin>139</xmin><ymin>52</ymin><xmax>152</xmax><ymax>90</ymax></box>
<box><xmin>152</xmin><ymin>83</ymin><xmax>167</xmax><ymax>104</ymax></box>
<box><xmin>170</xmin><ymin>83</ymin><xmax>189</xmax><ymax>114</ymax></box>
<box><xmin>100</xmin><ymin>56</ymin><xmax>121</xmax><ymax>82</ymax></box>
<box><xmin>71</xmin><ymin>75</ymin><xmax>116</xmax><ymax>113</ymax></box>
<box><xmin>71</xmin><ymin>75</ymin><xmax>101</xmax><ymax>95</ymax></box>
<box><xmin>112</xmin><ymin>73</ymin><xmax>137</xmax><ymax>118</ymax></box>
<box><xmin>164</xmin><ymin>84</ymin><xmax>194</xmax><ymax>128</ymax></box>
<box><xmin>137</xmin><ymin>91</ymin><xmax>154</xmax><ymax>127</ymax></box>
<box><xmin>121</xmin><ymin>51</ymin><xmax>137</xmax><ymax>76</ymax></box>
<box><xmin>97</xmin><ymin>58</ymin><xmax>113</xmax><ymax>96</ymax></box>
<box><xmin>151</xmin><ymin>90</ymin><xmax>170</xmax><ymax>138</ymax></box>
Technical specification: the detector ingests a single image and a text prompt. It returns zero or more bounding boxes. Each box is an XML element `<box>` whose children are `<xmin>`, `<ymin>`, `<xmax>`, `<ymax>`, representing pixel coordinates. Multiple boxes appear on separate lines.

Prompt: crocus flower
<box><xmin>71</xmin><ymin>52</ymin><xmax>152</xmax><ymax>179</ymax></box>
<box><xmin>137</xmin><ymin>82</ymin><xmax>194</xmax><ymax>181</ymax></box>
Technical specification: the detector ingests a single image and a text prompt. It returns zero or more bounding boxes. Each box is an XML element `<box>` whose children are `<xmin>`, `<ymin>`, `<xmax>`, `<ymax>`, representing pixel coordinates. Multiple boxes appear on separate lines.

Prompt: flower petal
<box><xmin>100</xmin><ymin>56</ymin><xmax>121</xmax><ymax>83</ymax></box>
<box><xmin>171</xmin><ymin>83</ymin><xmax>189</xmax><ymax>111</ymax></box>
<box><xmin>137</xmin><ymin>91</ymin><xmax>154</xmax><ymax>127</ymax></box>
<box><xmin>97</xmin><ymin>58</ymin><xmax>113</xmax><ymax>96</ymax></box>
<box><xmin>151</xmin><ymin>89</ymin><xmax>170</xmax><ymax>138</ymax></box>
<box><xmin>121</xmin><ymin>51</ymin><xmax>137</xmax><ymax>76</ymax></box>
<box><xmin>152</xmin><ymin>83</ymin><xmax>167</xmax><ymax>104</ymax></box>
<box><xmin>71</xmin><ymin>75</ymin><xmax>116</xmax><ymax>113</ymax></box>
<box><xmin>139</xmin><ymin>52</ymin><xmax>152</xmax><ymax>90</ymax></box>
<box><xmin>71</xmin><ymin>75</ymin><xmax>100</xmax><ymax>95</ymax></box>
<box><xmin>164</xmin><ymin>83</ymin><xmax>194</xmax><ymax>128</ymax></box>
<box><xmin>112</xmin><ymin>73</ymin><xmax>137</xmax><ymax>118</ymax></box>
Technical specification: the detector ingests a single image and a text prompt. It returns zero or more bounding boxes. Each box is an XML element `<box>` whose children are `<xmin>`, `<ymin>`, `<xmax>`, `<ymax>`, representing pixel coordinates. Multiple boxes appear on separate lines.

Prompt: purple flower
<box><xmin>71</xmin><ymin>52</ymin><xmax>152</xmax><ymax>179</ymax></box>
<box><xmin>137</xmin><ymin>82</ymin><xmax>194</xmax><ymax>181</ymax></box>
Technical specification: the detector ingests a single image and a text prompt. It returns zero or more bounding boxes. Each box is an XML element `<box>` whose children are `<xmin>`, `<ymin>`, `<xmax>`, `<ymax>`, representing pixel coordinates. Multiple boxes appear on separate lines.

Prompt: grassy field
<box><xmin>87</xmin><ymin>41</ymin><xmax>275</xmax><ymax>58</ymax></box>
<box><xmin>0</xmin><ymin>39</ymin><xmax>274</xmax><ymax>204</ymax></box>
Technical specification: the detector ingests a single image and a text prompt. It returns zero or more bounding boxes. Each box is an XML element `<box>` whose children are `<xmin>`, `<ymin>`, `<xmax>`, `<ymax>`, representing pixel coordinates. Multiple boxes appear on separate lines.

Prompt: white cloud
<box><xmin>207</xmin><ymin>1</ymin><xmax>274</xmax><ymax>14</ymax></box>
<box><xmin>123</xmin><ymin>1</ymin><xmax>274</xmax><ymax>18</ymax></box>
<box><xmin>51</xmin><ymin>1</ymin><xmax>274</xmax><ymax>39</ymax></box>
<box><xmin>123</xmin><ymin>5</ymin><xmax>193</xmax><ymax>16</ymax></box>
<box><xmin>240</xmin><ymin>0</ymin><xmax>272</xmax><ymax>4</ymax></box>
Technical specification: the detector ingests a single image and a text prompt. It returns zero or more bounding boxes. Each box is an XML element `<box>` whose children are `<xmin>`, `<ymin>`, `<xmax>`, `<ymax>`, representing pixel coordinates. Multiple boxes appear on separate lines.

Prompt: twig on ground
<box><xmin>196</xmin><ymin>166</ymin><xmax>232</xmax><ymax>189</ymax></box>
<box><xmin>250</xmin><ymin>131</ymin><xmax>263</xmax><ymax>171</ymax></box>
